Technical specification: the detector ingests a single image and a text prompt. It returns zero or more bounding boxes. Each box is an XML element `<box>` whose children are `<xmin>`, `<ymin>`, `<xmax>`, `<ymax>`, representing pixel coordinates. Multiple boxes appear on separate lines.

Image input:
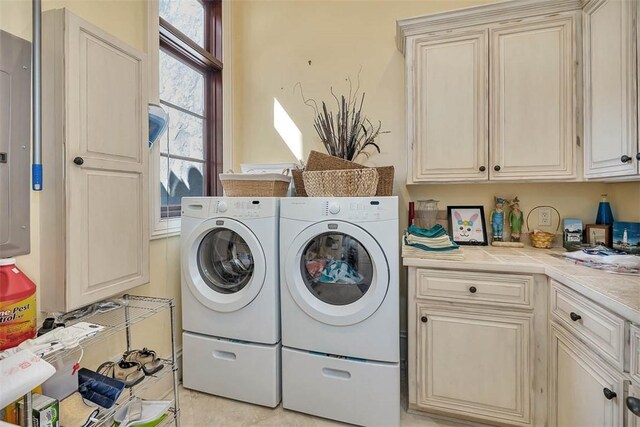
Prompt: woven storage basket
<box><xmin>303</xmin><ymin>169</ymin><xmax>379</xmax><ymax>197</ymax></box>
<box><xmin>219</xmin><ymin>173</ymin><xmax>291</xmax><ymax>197</ymax></box>
<box><xmin>526</xmin><ymin>206</ymin><xmax>560</xmax><ymax>248</ymax></box>
<box><xmin>295</xmin><ymin>151</ymin><xmax>393</xmax><ymax>196</ymax></box>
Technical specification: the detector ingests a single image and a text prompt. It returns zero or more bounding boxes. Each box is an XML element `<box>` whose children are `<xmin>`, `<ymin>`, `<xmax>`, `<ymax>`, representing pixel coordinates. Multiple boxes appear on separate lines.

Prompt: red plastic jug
<box><xmin>0</xmin><ymin>258</ymin><xmax>37</xmax><ymax>350</ymax></box>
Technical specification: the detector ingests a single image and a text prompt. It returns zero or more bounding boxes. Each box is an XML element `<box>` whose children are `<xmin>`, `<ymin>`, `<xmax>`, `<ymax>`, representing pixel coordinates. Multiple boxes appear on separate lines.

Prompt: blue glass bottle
<box><xmin>595</xmin><ymin>194</ymin><xmax>614</xmax><ymax>225</ymax></box>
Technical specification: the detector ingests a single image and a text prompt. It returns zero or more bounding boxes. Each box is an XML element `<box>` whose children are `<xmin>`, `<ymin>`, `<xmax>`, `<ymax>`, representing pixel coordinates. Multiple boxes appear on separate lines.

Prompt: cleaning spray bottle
<box><xmin>0</xmin><ymin>258</ymin><xmax>37</xmax><ymax>350</ymax></box>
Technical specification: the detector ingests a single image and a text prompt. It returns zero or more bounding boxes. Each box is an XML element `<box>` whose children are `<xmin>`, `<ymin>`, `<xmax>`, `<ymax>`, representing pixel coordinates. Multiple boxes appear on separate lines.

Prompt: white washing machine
<box><xmin>279</xmin><ymin>197</ymin><xmax>400</xmax><ymax>427</ymax></box>
<box><xmin>180</xmin><ymin>197</ymin><xmax>281</xmax><ymax>407</ymax></box>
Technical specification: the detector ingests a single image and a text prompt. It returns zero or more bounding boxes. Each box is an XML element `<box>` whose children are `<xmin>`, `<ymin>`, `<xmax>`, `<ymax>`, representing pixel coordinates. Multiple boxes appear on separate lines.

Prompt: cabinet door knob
<box><xmin>636</xmin><ymin>153</ymin><xmax>640</xmax><ymax>161</ymax></box>
<box><xmin>603</xmin><ymin>388</ymin><xmax>617</xmax><ymax>400</ymax></box>
<box><xmin>569</xmin><ymin>312</ymin><xmax>581</xmax><ymax>322</ymax></box>
<box><xmin>420</xmin><ymin>316</ymin><xmax>428</xmax><ymax>323</ymax></box>
<box><xmin>621</xmin><ymin>155</ymin><xmax>633</xmax><ymax>163</ymax></box>
<box><xmin>494</xmin><ymin>165</ymin><xmax>501</xmax><ymax>171</ymax></box>
<box><xmin>627</xmin><ymin>397</ymin><xmax>640</xmax><ymax>417</ymax></box>
<box><xmin>469</xmin><ymin>286</ymin><xmax>477</xmax><ymax>293</ymax></box>
<box><xmin>73</xmin><ymin>157</ymin><xmax>84</xmax><ymax>166</ymax></box>
<box><xmin>479</xmin><ymin>166</ymin><xmax>486</xmax><ymax>172</ymax></box>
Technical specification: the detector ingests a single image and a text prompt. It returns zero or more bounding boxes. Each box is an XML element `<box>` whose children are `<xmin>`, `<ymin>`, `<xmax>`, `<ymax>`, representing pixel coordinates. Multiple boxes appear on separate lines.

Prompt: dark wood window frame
<box><xmin>159</xmin><ymin>0</ymin><xmax>223</xmax><ymax>218</ymax></box>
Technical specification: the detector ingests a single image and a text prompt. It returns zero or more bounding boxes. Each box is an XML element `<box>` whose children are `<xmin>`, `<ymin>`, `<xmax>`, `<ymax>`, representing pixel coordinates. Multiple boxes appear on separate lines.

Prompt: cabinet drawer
<box><xmin>550</xmin><ymin>281</ymin><xmax>626</xmax><ymax>370</ymax></box>
<box><xmin>416</xmin><ymin>269</ymin><xmax>533</xmax><ymax>308</ymax></box>
<box><xmin>631</xmin><ymin>325</ymin><xmax>640</xmax><ymax>383</ymax></box>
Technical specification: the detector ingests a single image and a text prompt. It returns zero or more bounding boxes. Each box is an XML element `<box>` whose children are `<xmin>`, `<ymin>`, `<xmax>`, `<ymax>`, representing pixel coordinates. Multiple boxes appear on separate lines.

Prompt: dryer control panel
<box><xmin>281</xmin><ymin>197</ymin><xmax>398</xmax><ymax>223</ymax></box>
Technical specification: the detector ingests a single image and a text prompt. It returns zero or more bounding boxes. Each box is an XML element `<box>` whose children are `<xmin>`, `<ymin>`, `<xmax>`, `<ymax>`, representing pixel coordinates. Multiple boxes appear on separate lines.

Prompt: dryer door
<box><xmin>182</xmin><ymin>218</ymin><xmax>266</xmax><ymax>312</ymax></box>
<box><xmin>285</xmin><ymin>221</ymin><xmax>389</xmax><ymax>326</ymax></box>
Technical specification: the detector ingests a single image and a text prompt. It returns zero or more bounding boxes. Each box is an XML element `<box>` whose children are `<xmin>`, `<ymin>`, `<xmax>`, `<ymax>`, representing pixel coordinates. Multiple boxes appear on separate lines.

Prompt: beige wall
<box><xmin>1</xmin><ymin>0</ymin><xmax>179</xmax><ymax>362</ymax></box>
<box><xmin>231</xmin><ymin>0</ymin><xmax>639</xmax><ymax>227</ymax></box>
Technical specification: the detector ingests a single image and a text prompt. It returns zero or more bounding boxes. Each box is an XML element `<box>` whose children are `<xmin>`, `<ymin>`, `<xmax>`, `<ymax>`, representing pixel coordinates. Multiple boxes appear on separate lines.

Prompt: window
<box><xmin>158</xmin><ymin>0</ymin><xmax>222</xmax><ymax>218</ymax></box>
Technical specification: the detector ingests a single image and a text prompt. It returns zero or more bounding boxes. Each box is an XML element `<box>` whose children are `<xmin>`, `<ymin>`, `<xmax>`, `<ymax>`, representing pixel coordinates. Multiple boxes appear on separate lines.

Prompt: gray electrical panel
<box><xmin>0</xmin><ymin>30</ymin><xmax>31</xmax><ymax>258</ymax></box>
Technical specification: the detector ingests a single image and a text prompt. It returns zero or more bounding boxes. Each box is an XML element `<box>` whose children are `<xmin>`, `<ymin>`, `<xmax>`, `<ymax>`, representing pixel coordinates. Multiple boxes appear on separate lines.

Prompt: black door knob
<box><xmin>479</xmin><ymin>166</ymin><xmax>486</xmax><ymax>172</ymax></box>
<box><xmin>627</xmin><ymin>396</ymin><xmax>640</xmax><ymax>417</ymax></box>
<box><xmin>420</xmin><ymin>316</ymin><xmax>428</xmax><ymax>323</ymax></box>
<box><xmin>603</xmin><ymin>388</ymin><xmax>617</xmax><ymax>400</ymax></box>
<box><xmin>636</xmin><ymin>152</ymin><xmax>640</xmax><ymax>161</ymax></box>
<box><xmin>469</xmin><ymin>286</ymin><xmax>477</xmax><ymax>293</ymax></box>
<box><xmin>73</xmin><ymin>157</ymin><xmax>84</xmax><ymax>166</ymax></box>
<box><xmin>569</xmin><ymin>312</ymin><xmax>581</xmax><ymax>322</ymax></box>
<box><xmin>494</xmin><ymin>165</ymin><xmax>501</xmax><ymax>171</ymax></box>
<box><xmin>621</xmin><ymin>155</ymin><xmax>632</xmax><ymax>163</ymax></box>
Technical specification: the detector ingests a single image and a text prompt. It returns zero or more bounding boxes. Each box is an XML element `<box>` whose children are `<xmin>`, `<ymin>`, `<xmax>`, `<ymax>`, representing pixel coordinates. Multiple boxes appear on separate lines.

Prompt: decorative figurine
<box><xmin>508</xmin><ymin>197</ymin><xmax>524</xmax><ymax>242</ymax></box>
<box><xmin>490</xmin><ymin>197</ymin><xmax>505</xmax><ymax>242</ymax></box>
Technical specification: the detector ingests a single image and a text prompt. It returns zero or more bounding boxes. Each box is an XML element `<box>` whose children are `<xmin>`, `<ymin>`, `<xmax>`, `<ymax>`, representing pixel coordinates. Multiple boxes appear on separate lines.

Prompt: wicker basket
<box><xmin>526</xmin><ymin>206</ymin><xmax>560</xmax><ymax>248</ymax></box>
<box><xmin>303</xmin><ymin>169</ymin><xmax>379</xmax><ymax>197</ymax></box>
<box><xmin>294</xmin><ymin>151</ymin><xmax>394</xmax><ymax>196</ymax></box>
<box><xmin>219</xmin><ymin>172</ymin><xmax>291</xmax><ymax>197</ymax></box>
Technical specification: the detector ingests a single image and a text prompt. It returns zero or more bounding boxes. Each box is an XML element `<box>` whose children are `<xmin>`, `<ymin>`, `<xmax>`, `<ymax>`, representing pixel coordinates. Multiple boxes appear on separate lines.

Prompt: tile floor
<box><xmin>178</xmin><ymin>386</ymin><xmax>464</xmax><ymax>426</ymax></box>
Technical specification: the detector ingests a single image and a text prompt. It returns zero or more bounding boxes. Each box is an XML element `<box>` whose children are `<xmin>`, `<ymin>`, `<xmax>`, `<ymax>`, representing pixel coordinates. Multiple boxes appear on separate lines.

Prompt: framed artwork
<box><xmin>585</xmin><ymin>224</ymin><xmax>611</xmax><ymax>247</ymax></box>
<box><xmin>447</xmin><ymin>206</ymin><xmax>488</xmax><ymax>246</ymax></box>
<box><xmin>612</xmin><ymin>221</ymin><xmax>640</xmax><ymax>254</ymax></box>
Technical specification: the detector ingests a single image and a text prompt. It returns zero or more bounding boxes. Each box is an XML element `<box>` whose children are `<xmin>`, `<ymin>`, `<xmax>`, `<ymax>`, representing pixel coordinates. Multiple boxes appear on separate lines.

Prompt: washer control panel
<box><xmin>181</xmin><ymin>197</ymin><xmax>278</xmax><ymax>219</ymax></box>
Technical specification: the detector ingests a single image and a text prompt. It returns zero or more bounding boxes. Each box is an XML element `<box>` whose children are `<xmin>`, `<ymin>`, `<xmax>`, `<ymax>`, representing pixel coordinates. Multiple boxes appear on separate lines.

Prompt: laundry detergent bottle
<box><xmin>0</xmin><ymin>258</ymin><xmax>37</xmax><ymax>350</ymax></box>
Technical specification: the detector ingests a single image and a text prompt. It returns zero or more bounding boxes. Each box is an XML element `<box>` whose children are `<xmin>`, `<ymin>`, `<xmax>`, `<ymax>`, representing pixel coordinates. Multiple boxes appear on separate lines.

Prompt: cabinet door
<box><xmin>65</xmin><ymin>11</ymin><xmax>149</xmax><ymax>309</ymax></box>
<box><xmin>628</xmin><ymin>383</ymin><xmax>640</xmax><ymax>427</ymax></box>
<box><xmin>549</xmin><ymin>323</ymin><xmax>624</xmax><ymax>427</ymax></box>
<box><xmin>415</xmin><ymin>304</ymin><xmax>532</xmax><ymax>425</ymax></box>
<box><xmin>490</xmin><ymin>15</ymin><xmax>577</xmax><ymax>180</ymax></box>
<box><xmin>409</xmin><ymin>30</ymin><xmax>488</xmax><ymax>182</ymax></box>
<box><xmin>584</xmin><ymin>0</ymin><xmax>637</xmax><ymax>179</ymax></box>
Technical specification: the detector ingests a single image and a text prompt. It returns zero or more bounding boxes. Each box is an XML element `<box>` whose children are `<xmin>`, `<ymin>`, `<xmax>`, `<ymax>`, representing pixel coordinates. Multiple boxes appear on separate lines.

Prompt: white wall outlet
<box><xmin>538</xmin><ymin>207</ymin><xmax>552</xmax><ymax>227</ymax></box>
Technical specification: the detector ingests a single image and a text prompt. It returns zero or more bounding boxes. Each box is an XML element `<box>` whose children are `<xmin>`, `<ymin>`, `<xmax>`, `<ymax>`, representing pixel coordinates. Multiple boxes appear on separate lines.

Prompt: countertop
<box><xmin>403</xmin><ymin>246</ymin><xmax>640</xmax><ymax>324</ymax></box>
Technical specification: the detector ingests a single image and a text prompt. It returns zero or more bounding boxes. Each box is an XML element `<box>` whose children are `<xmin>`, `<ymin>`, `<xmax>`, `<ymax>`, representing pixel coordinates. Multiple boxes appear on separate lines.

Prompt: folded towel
<box><xmin>402</xmin><ymin>243</ymin><xmax>464</xmax><ymax>260</ymax></box>
<box><xmin>407</xmin><ymin>224</ymin><xmax>447</xmax><ymax>238</ymax></box>
<box><xmin>405</xmin><ymin>233</ymin><xmax>457</xmax><ymax>249</ymax></box>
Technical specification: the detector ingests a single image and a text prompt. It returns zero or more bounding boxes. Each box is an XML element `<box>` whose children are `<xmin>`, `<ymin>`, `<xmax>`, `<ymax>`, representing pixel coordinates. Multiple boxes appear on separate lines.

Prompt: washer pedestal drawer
<box><xmin>183</xmin><ymin>332</ymin><xmax>281</xmax><ymax>407</ymax></box>
<box><xmin>282</xmin><ymin>347</ymin><xmax>400</xmax><ymax>427</ymax></box>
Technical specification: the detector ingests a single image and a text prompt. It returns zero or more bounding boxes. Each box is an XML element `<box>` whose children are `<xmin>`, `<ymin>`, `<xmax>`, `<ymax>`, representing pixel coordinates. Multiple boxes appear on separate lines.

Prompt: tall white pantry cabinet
<box><xmin>40</xmin><ymin>9</ymin><xmax>149</xmax><ymax>312</ymax></box>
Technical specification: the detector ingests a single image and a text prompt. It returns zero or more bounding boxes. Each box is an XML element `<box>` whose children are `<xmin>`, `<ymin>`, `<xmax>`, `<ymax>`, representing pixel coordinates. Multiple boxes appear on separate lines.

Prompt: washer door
<box><xmin>285</xmin><ymin>221</ymin><xmax>389</xmax><ymax>326</ymax></box>
<box><xmin>183</xmin><ymin>218</ymin><xmax>266</xmax><ymax>312</ymax></box>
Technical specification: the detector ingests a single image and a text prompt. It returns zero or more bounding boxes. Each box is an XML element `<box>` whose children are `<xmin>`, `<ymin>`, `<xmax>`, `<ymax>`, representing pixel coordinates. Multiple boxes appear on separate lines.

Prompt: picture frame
<box><xmin>447</xmin><ymin>206</ymin><xmax>488</xmax><ymax>246</ymax></box>
<box><xmin>585</xmin><ymin>224</ymin><xmax>611</xmax><ymax>247</ymax></box>
<box><xmin>612</xmin><ymin>221</ymin><xmax>640</xmax><ymax>254</ymax></box>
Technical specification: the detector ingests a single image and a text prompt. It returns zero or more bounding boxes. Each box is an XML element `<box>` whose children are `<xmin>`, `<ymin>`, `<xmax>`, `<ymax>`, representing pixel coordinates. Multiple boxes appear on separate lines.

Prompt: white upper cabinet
<box><xmin>409</xmin><ymin>30</ymin><xmax>488</xmax><ymax>182</ymax></box>
<box><xmin>398</xmin><ymin>2</ymin><xmax>580</xmax><ymax>183</ymax></box>
<box><xmin>490</xmin><ymin>16</ymin><xmax>577</xmax><ymax>180</ymax></box>
<box><xmin>583</xmin><ymin>0</ymin><xmax>638</xmax><ymax>179</ymax></box>
<box><xmin>41</xmin><ymin>9</ymin><xmax>149</xmax><ymax>311</ymax></box>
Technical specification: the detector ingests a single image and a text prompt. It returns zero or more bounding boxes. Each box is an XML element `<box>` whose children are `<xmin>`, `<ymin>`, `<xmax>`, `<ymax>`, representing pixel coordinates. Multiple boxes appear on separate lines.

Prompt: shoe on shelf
<box><xmin>123</xmin><ymin>348</ymin><xmax>164</xmax><ymax>376</ymax></box>
<box><xmin>96</xmin><ymin>360</ymin><xmax>145</xmax><ymax>388</ymax></box>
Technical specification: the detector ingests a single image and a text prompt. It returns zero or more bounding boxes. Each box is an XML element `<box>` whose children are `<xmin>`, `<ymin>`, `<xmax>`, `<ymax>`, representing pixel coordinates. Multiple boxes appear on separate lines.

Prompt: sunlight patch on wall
<box><xmin>273</xmin><ymin>98</ymin><xmax>303</xmax><ymax>161</ymax></box>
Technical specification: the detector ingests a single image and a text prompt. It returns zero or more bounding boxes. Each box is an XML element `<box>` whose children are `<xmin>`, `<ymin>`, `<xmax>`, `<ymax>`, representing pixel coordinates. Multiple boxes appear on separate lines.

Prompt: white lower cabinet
<box><xmin>549</xmin><ymin>322</ymin><xmax>625</xmax><ymax>427</ymax></box>
<box><xmin>414</xmin><ymin>304</ymin><xmax>532</xmax><ymax>425</ymax></box>
<box><xmin>628</xmin><ymin>384</ymin><xmax>640</xmax><ymax>427</ymax></box>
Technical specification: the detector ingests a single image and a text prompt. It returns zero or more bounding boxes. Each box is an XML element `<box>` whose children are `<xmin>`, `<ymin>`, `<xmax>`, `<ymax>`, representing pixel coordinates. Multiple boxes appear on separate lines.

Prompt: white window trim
<box><xmin>148</xmin><ymin>0</ymin><xmax>233</xmax><ymax>240</ymax></box>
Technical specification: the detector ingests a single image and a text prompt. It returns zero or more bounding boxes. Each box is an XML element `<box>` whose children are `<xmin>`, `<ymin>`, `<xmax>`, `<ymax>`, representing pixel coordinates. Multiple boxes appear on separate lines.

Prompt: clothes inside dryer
<box><xmin>301</xmin><ymin>232</ymin><xmax>373</xmax><ymax>305</ymax></box>
<box><xmin>198</xmin><ymin>228</ymin><xmax>254</xmax><ymax>294</ymax></box>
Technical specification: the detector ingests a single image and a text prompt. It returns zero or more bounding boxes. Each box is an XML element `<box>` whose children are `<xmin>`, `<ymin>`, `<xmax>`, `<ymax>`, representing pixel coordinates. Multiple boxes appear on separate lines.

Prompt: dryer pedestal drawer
<box><xmin>282</xmin><ymin>347</ymin><xmax>400</xmax><ymax>427</ymax></box>
<box><xmin>183</xmin><ymin>332</ymin><xmax>281</xmax><ymax>407</ymax></box>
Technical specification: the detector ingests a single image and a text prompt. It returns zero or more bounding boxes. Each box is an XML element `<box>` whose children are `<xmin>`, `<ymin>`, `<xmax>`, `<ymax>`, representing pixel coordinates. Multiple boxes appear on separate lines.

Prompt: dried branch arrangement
<box><xmin>296</xmin><ymin>73</ymin><xmax>388</xmax><ymax>162</ymax></box>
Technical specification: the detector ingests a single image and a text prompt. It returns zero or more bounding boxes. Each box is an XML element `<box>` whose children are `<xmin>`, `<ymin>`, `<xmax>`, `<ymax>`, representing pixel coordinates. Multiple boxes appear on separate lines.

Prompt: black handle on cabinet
<box><xmin>469</xmin><ymin>286</ymin><xmax>477</xmax><ymax>294</ymax></box>
<box><xmin>420</xmin><ymin>316</ymin><xmax>428</xmax><ymax>323</ymax></box>
<box><xmin>494</xmin><ymin>165</ymin><xmax>501</xmax><ymax>171</ymax></box>
<box><xmin>569</xmin><ymin>312</ymin><xmax>581</xmax><ymax>321</ymax></box>
<box><xmin>603</xmin><ymin>388</ymin><xmax>617</xmax><ymax>400</ymax></box>
<box><xmin>636</xmin><ymin>152</ymin><xmax>640</xmax><ymax>161</ymax></box>
<box><xmin>621</xmin><ymin>155</ymin><xmax>633</xmax><ymax>163</ymax></box>
<box><xmin>73</xmin><ymin>157</ymin><xmax>84</xmax><ymax>166</ymax></box>
<box><xmin>479</xmin><ymin>166</ymin><xmax>486</xmax><ymax>172</ymax></box>
<box><xmin>627</xmin><ymin>397</ymin><xmax>640</xmax><ymax>417</ymax></box>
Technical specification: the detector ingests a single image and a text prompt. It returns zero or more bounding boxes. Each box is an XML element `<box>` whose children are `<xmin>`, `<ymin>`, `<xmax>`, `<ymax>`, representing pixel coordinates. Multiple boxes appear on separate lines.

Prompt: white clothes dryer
<box><xmin>181</xmin><ymin>197</ymin><xmax>280</xmax><ymax>407</ymax></box>
<box><xmin>279</xmin><ymin>197</ymin><xmax>400</xmax><ymax>426</ymax></box>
